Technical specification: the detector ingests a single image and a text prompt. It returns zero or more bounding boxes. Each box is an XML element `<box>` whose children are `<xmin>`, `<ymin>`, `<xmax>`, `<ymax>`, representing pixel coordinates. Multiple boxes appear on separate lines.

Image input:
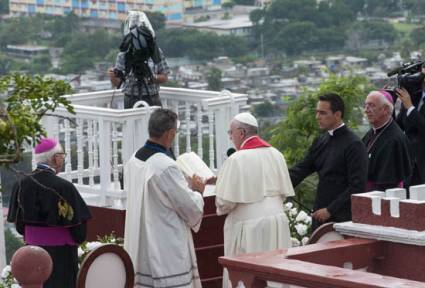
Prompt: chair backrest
<box><xmin>307</xmin><ymin>222</ymin><xmax>344</xmax><ymax>245</ymax></box>
<box><xmin>77</xmin><ymin>244</ymin><xmax>134</xmax><ymax>288</ymax></box>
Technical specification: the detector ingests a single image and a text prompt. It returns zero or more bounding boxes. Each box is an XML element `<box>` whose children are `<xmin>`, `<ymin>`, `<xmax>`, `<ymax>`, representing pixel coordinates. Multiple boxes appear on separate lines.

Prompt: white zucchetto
<box><xmin>233</xmin><ymin>112</ymin><xmax>258</xmax><ymax>127</ymax></box>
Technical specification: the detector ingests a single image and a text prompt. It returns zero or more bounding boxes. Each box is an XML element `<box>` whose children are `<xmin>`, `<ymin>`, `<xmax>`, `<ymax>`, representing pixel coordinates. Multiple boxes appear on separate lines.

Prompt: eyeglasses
<box><xmin>55</xmin><ymin>152</ymin><xmax>67</xmax><ymax>157</ymax></box>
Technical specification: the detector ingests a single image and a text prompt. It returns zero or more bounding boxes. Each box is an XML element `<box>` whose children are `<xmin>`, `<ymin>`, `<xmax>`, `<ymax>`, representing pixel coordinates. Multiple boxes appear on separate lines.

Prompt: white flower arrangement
<box><xmin>284</xmin><ymin>202</ymin><xmax>312</xmax><ymax>247</ymax></box>
<box><xmin>78</xmin><ymin>232</ymin><xmax>123</xmax><ymax>264</ymax></box>
<box><xmin>0</xmin><ymin>265</ymin><xmax>19</xmax><ymax>288</ymax></box>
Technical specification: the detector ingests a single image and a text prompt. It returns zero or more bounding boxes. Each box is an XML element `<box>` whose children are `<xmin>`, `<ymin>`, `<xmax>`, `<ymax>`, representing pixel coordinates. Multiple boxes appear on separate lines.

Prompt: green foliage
<box><xmin>60</xmin><ymin>29</ymin><xmax>120</xmax><ymax>74</ymax></box>
<box><xmin>47</xmin><ymin>12</ymin><xmax>80</xmax><ymax>46</ymax></box>
<box><xmin>399</xmin><ymin>39</ymin><xmax>414</xmax><ymax>62</ymax></box>
<box><xmin>232</xmin><ymin>54</ymin><xmax>257</xmax><ymax>64</ymax></box>
<box><xmin>252</xmin><ymin>100</ymin><xmax>282</xmax><ymax>118</ymax></box>
<box><xmin>162</xmin><ymin>80</ymin><xmax>182</xmax><ymax>88</ymax></box>
<box><xmin>0</xmin><ymin>18</ymin><xmax>31</xmax><ymax>49</ymax></box>
<box><xmin>0</xmin><ymin>13</ymin><xmax>120</xmax><ymax>75</ymax></box>
<box><xmin>0</xmin><ymin>73</ymin><xmax>74</xmax><ymax>162</ymax></box>
<box><xmin>232</xmin><ymin>0</ymin><xmax>255</xmax><ymax>5</ymax></box>
<box><xmin>79</xmin><ymin>232</ymin><xmax>123</xmax><ymax>264</ymax></box>
<box><xmin>249</xmin><ymin>9</ymin><xmax>264</xmax><ymax>25</ymax></box>
<box><xmin>272</xmin><ymin>22</ymin><xmax>319</xmax><ymax>56</ymax></box>
<box><xmin>350</xmin><ymin>20</ymin><xmax>398</xmax><ymax>43</ymax></box>
<box><xmin>404</xmin><ymin>0</ymin><xmax>425</xmax><ymax>16</ymax></box>
<box><xmin>251</xmin><ymin>0</ymin><xmax>356</xmax><ymax>56</ymax></box>
<box><xmin>194</xmin><ymin>15</ymin><xmax>210</xmax><ymax>23</ymax></box>
<box><xmin>0</xmin><ymin>53</ymin><xmax>13</xmax><ymax>76</ymax></box>
<box><xmin>410</xmin><ymin>26</ymin><xmax>425</xmax><ymax>46</ymax></box>
<box><xmin>222</xmin><ymin>2</ymin><xmax>235</xmax><ymax>9</ymax></box>
<box><xmin>157</xmin><ymin>29</ymin><xmax>251</xmax><ymax>60</ymax></box>
<box><xmin>5</xmin><ymin>229</ymin><xmax>23</xmax><ymax>264</ymax></box>
<box><xmin>30</xmin><ymin>54</ymin><xmax>52</xmax><ymax>74</ymax></box>
<box><xmin>145</xmin><ymin>11</ymin><xmax>166</xmax><ymax>31</ymax></box>
<box><xmin>0</xmin><ymin>0</ymin><xmax>8</xmax><ymax>14</ymax></box>
<box><xmin>207</xmin><ymin>68</ymin><xmax>222</xmax><ymax>91</ymax></box>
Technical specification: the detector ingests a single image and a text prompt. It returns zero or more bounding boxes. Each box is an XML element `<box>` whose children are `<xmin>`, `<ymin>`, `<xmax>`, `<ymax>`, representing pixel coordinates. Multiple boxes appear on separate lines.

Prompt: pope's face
<box><xmin>228</xmin><ymin>120</ymin><xmax>245</xmax><ymax>150</ymax></box>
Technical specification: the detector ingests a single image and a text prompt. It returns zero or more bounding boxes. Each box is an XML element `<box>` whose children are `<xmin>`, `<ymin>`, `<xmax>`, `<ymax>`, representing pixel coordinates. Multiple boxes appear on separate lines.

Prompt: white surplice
<box><xmin>215</xmin><ymin>146</ymin><xmax>295</xmax><ymax>288</ymax></box>
<box><xmin>124</xmin><ymin>152</ymin><xmax>204</xmax><ymax>288</ymax></box>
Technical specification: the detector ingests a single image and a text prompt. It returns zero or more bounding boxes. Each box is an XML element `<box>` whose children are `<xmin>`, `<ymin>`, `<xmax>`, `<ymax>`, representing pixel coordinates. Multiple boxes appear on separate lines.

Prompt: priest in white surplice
<box><xmin>124</xmin><ymin>108</ymin><xmax>205</xmax><ymax>288</ymax></box>
<box><xmin>215</xmin><ymin>112</ymin><xmax>295</xmax><ymax>288</ymax></box>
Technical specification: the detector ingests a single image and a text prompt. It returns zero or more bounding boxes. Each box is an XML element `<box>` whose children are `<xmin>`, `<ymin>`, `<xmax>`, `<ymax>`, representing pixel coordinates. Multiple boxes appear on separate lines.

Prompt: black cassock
<box><xmin>7</xmin><ymin>168</ymin><xmax>92</xmax><ymax>288</ymax></box>
<box><xmin>290</xmin><ymin>125</ymin><xmax>368</xmax><ymax>230</ymax></box>
<box><xmin>362</xmin><ymin>119</ymin><xmax>413</xmax><ymax>191</ymax></box>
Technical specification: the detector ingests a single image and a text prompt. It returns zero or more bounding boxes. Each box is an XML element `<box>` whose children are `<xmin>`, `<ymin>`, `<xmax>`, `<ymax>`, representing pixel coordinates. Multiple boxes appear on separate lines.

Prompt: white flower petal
<box><xmin>295</xmin><ymin>223</ymin><xmax>308</xmax><ymax>236</ymax></box>
<box><xmin>1</xmin><ymin>265</ymin><xmax>11</xmax><ymax>279</ymax></box>
<box><xmin>86</xmin><ymin>241</ymin><xmax>104</xmax><ymax>251</ymax></box>
<box><xmin>291</xmin><ymin>237</ymin><xmax>300</xmax><ymax>247</ymax></box>
<box><xmin>284</xmin><ymin>202</ymin><xmax>293</xmax><ymax>210</ymax></box>
<box><xmin>295</xmin><ymin>210</ymin><xmax>309</xmax><ymax>222</ymax></box>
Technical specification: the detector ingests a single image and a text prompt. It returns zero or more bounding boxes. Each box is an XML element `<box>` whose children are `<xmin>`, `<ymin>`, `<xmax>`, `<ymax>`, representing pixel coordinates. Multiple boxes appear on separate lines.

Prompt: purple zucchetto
<box><xmin>378</xmin><ymin>90</ymin><xmax>394</xmax><ymax>105</ymax></box>
<box><xmin>34</xmin><ymin>138</ymin><xmax>58</xmax><ymax>154</ymax></box>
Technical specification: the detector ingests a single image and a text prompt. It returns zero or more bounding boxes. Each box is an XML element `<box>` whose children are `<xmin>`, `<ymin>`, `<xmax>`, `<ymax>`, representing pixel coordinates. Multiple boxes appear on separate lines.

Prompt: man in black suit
<box><xmin>289</xmin><ymin>93</ymin><xmax>368</xmax><ymax>231</ymax></box>
<box><xmin>396</xmin><ymin>66</ymin><xmax>425</xmax><ymax>185</ymax></box>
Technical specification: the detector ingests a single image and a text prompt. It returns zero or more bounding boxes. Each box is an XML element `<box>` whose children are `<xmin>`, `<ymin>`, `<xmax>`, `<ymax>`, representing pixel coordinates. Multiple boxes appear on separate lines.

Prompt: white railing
<box><xmin>40</xmin><ymin>87</ymin><xmax>248</xmax><ymax>208</ymax></box>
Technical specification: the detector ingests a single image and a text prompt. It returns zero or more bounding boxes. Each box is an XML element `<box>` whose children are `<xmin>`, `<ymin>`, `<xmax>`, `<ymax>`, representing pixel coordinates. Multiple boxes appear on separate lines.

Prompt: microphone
<box><xmin>226</xmin><ymin>148</ymin><xmax>236</xmax><ymax>157</ymax></box>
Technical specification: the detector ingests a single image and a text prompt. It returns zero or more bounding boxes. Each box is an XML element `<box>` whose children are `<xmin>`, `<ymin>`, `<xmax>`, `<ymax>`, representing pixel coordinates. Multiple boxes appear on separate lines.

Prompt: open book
<box><xmin>176</xmin><ymin>152</ymin><xmax>215</xmax><ymax>182</ymax></box>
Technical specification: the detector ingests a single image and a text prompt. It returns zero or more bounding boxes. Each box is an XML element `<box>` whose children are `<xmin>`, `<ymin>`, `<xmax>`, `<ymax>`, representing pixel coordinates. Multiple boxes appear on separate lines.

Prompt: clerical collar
<box><xmin>240</xmin><ymin>136</ymin><xmax>271</xmax><ymax>150</ymax></box>
<box><xmin>144</xmin><ymin>140</ymin><xmax>168</xmax><ymax>154</ymax></box>
<box><xmin>372</xmin><ymin>118</ymin><xmax>392</xmax><ymax>134</ymax></box>
<box><xmin>328</xmin><ymin>123</ymin><xmax>345</xmax><ymax>136</ymax></box>
<box><xmin>36</xmin><ymin>163</ymin><xmax>56</xmax><ymax>174</ymax></box>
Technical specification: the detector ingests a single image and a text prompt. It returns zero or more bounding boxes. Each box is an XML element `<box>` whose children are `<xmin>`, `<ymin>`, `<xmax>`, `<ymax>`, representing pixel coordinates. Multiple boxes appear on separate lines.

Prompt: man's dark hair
<box><xmin>148</xmin><ymin>108</ymin><xmax>178</xmax><ymax>138</ymax></box>
<box><xmin>319</xmin><ymin>93</ymin><xmax>345</xmax><ymax>118</ymax></box>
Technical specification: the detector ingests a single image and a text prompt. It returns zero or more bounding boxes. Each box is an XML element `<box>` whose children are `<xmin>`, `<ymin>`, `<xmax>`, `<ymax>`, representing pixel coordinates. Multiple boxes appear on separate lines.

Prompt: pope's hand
<box><xmin>312</xmin><ymin>208</ymin><xmax>331</xmax><ymax>222</ymax></box>
<box><xmin>191</xmin><ymin>174</ymin><xmax>205</xmax><ymax>193</ymax></box>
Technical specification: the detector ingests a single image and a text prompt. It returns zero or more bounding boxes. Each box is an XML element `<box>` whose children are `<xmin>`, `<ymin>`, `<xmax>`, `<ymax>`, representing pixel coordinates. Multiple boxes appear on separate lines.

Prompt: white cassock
<box><xmin>124</xmin><ymin>152</ymin><xmax>204</xmax><ymax>288</ymax></box>
<box><xmin>215</xmin><ymin>146</ymin><xmax>295</xmax><ymax>288</ymax></box>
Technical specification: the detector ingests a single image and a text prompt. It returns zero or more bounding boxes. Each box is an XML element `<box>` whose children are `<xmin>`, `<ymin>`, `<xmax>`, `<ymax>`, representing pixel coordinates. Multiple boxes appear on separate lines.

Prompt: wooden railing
<box><xmin>219</xmin><ymin>238</ymin><xmax>425</xmax><ymax>288</ymax></box>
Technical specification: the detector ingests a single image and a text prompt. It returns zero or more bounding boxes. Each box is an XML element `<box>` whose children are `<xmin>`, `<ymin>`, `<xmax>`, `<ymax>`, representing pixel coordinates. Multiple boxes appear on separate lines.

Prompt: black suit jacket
<box><xmin>396</xmin><ymin>92</ymin><xmax>425</xmax><ymax>183</ymax></box>
<box><xmin>290</xmin><ymin>126</ymin><xmax>368</xmax><ymax>223</ymax></box>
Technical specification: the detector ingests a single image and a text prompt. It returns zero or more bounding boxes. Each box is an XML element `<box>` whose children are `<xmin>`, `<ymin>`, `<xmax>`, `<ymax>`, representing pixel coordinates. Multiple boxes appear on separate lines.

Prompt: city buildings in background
<box><xmin>8</xmin><ymin>0</ymin><xmax>231</xmax><ymax>24</ymax></box>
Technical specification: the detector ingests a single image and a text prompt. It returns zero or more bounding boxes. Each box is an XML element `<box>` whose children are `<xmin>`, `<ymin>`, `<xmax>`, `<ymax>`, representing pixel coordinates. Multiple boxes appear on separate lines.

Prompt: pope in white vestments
<box><xmin>124</xmin><ymin>109</ymin><xmax>205</xmax><ymax>288</ymax></box>
<box><xmin>215</xmin><ymin>112</ymin><xmax>295</xmax><ymax>288</ymax></box>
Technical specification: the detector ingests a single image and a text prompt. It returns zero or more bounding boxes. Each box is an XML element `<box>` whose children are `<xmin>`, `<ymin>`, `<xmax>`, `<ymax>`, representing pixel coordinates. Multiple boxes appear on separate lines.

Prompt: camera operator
<box><xmin>396</xmin><ymin>65</ymin><xmax>425</xmax><ymax>185</ymax></box>
<box><xmin>108</xmin><ymin>11</ymin><xmax>170</xmax><ymax>109</ymax></box>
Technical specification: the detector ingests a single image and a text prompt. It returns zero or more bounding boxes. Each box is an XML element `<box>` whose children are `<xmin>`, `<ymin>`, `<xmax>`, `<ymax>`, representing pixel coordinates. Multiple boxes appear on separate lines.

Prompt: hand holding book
<box><xmin>190</xmin><ymin>174</ymin><xmax>205</xmax><ymax>193</ymax></box>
